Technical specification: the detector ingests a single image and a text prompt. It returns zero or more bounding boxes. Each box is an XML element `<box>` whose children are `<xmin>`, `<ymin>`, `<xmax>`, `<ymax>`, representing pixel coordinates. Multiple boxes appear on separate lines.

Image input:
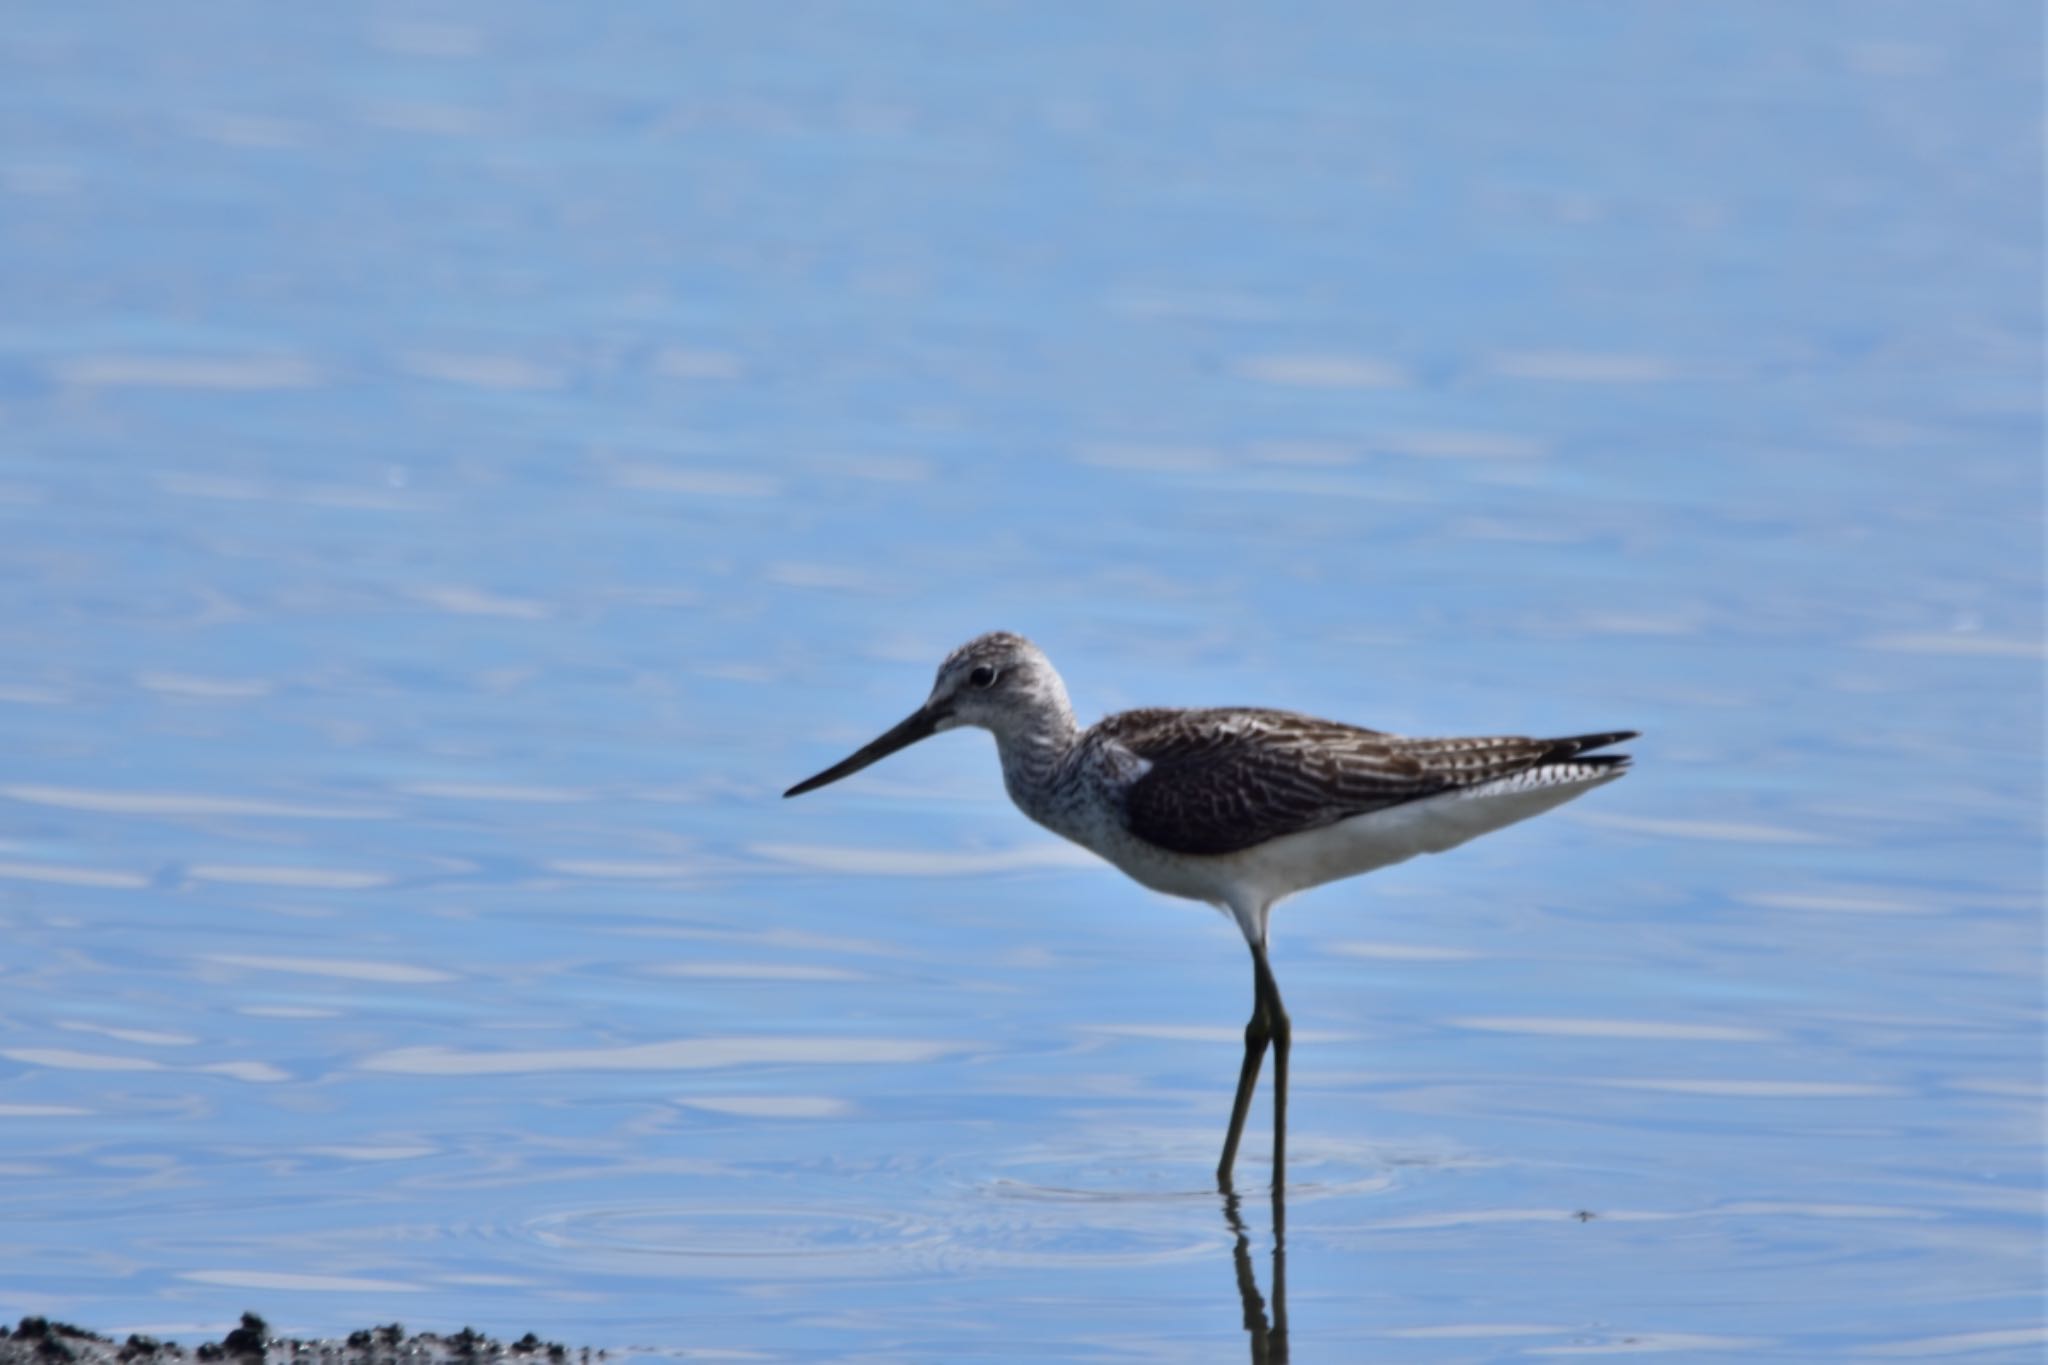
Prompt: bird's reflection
<box><xmin>1223</xmin><ymin>1181</ymin><xmax>1287</xmax><ymax>1363</ymax></box>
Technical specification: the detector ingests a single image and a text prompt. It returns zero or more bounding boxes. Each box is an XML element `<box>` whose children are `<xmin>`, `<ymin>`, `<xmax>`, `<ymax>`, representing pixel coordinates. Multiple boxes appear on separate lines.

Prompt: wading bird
<box><xmin>784</xmin><ymin>632</ymin><xmax>1635</xmax><ymax>1188</ymax></box>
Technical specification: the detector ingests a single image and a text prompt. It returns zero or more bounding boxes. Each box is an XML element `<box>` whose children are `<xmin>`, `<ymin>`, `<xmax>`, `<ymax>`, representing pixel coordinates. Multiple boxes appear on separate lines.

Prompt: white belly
<box><xmin>1082</xmin><ymin>767</ymin><xmax>1624</xmax><ymax>944</ymax></box>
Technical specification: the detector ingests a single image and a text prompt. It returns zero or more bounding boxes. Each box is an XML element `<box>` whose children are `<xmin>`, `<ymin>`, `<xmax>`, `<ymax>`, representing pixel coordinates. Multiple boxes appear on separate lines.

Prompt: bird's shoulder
<box><xmin>1087</xmin><ymin>706</ymin><xmax>1411</xmax><ymax>770</ymax></box>
<box><xmin>1074</xmin><ymin>707</ymin><xmax>1435</xmax><ymax>857</ymax></box>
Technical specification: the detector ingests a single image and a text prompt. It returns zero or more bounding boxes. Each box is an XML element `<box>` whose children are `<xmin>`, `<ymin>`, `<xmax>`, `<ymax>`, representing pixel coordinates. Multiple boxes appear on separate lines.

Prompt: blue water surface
<box><xmin>1</xmin><ymin>3</ymin><xmax>2041</xmax><ymax>1361</ymax></box>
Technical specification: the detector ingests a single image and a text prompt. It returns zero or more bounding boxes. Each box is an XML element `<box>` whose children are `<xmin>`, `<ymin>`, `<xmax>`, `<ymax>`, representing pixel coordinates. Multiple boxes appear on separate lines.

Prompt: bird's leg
<box><xmin>1217</xmin><ymin>943</ymin><xmax>1276</xmax><ymax>1187</ymax></box>
<box><xmin>1254</xmin><ymin>944</ymin><xmax>1292</xmax><ymax>1192</ymax></box>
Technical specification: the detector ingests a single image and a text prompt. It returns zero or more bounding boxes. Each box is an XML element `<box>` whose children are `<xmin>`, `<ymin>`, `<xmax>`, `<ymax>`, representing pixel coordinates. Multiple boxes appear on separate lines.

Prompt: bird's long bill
<box><xmin>783</xmin><ymin>706</ymin><xmax>940</xmax><ymax>798</ymax></box>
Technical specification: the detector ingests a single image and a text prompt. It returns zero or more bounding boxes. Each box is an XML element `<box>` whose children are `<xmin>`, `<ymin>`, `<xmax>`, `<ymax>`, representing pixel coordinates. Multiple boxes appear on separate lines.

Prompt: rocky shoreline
<box><xmin>1</xmin><ymin>1316</ymin><xmax>598</xmax><ymax>1365</ymax></box>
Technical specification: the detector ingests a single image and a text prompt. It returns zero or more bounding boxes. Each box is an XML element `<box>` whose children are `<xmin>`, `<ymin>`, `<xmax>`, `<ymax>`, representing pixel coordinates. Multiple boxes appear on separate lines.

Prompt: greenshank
<box><xmin>785</xmin><ymin>631</ymin><xmax>1636</xmax><ymax>1188</ymax></box>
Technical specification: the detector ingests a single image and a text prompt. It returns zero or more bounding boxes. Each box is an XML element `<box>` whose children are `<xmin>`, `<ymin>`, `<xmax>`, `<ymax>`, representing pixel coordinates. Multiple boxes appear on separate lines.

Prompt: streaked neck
<box><xmin>992</xmin><ymin>692</ymin><xmax>1080</xmax><ymax>808</ymax></box>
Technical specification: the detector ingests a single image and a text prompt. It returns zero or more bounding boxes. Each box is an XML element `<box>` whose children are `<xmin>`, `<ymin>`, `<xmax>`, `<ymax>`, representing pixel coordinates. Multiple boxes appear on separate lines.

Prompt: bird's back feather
<box><xmin>1103</xmin><ymin>708</ymin><xmax>1635</xmax><ymax>857</ymax></box>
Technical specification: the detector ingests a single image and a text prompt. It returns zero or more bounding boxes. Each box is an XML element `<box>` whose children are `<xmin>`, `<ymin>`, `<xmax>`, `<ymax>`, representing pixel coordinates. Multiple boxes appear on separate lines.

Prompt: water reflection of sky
<box><xmin>2</xmin><ymin>2</ymin><xmax>2041</xmax><ymax>1360</ymax></box>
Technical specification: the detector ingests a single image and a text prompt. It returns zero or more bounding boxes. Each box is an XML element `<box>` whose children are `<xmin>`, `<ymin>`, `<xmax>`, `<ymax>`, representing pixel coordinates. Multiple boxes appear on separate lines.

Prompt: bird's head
<box><xmin>783</xmin><ymin>631</ymin><xmax>1062</xmax><ymax>797</ymax></box>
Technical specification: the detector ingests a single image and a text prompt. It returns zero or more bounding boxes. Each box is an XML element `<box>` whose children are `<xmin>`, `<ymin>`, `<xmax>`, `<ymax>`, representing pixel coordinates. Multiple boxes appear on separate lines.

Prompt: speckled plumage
<box><xmin>1098</xmin><ymin>707</ymin><xmax>1632</xmax><ymax>857</ymax></box>
<box><xmin>789</xmin><ymin>631</ymin><xmax>1635</xmax><ymax>944</ymax></box>
<box><xmin>784</xmin><ymin>630</ymin><xmax>1638</xmax><ymax>1185</ymax></box>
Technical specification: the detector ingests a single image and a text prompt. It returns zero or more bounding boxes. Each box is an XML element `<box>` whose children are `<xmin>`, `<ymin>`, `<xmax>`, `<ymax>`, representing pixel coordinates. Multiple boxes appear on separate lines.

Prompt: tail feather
<box><xmin>1538</xmin><ymin>730</ymin><xmax>1637</xmax><ymax>773</ymax></box>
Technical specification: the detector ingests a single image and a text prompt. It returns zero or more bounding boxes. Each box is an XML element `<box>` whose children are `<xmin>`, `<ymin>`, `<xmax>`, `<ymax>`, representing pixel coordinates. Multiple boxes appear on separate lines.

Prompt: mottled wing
<box><xmin>1113</xmin><ymin>708</ymin><xmax>1632</xmax><ymax>856</ymax></box>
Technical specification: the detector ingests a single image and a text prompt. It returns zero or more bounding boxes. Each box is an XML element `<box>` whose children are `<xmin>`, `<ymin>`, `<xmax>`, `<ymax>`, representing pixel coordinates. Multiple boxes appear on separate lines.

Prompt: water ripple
<box><xmin>358</xmin><ymin>1037</ymin><xmax>964</xmax><ymax>1075</ymax></box>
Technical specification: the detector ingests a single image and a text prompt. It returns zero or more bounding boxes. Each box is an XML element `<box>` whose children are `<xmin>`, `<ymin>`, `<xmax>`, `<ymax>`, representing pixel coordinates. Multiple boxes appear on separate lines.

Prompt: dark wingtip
<box><xmin>1539</xmin><ymin>731</ymin><xmax>1639</xmax><ymax>774</ymax></box>
<box><xmin>1553</xmin><ymin>729</ymin><xmax>1639</xmax><ymax>755</ymax></box>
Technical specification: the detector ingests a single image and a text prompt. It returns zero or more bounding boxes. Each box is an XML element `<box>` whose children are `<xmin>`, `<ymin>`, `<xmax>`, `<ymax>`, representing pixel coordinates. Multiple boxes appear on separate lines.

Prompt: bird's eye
<box><xmin>968</xmin><ymin>664</ymin><xmax>998</xmax><ymax>689</ymax></box>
